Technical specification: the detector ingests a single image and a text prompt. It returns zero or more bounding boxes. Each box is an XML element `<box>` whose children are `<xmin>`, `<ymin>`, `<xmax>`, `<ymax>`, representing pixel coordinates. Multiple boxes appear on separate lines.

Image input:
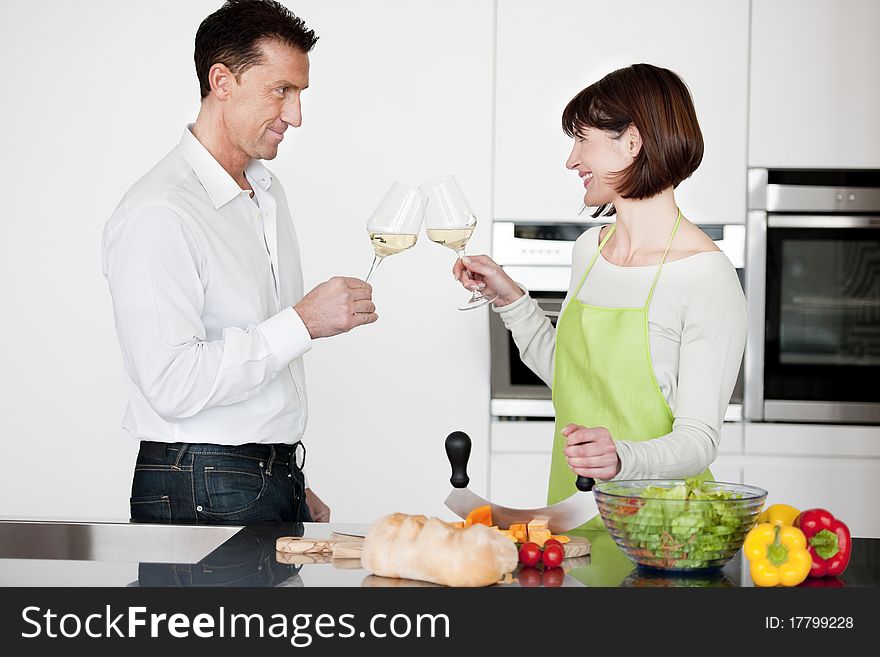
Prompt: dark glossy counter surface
<box><xmin>1</xmin><ymin>519</ymin><xmax>877</xmax><ymax>587</ymax></box>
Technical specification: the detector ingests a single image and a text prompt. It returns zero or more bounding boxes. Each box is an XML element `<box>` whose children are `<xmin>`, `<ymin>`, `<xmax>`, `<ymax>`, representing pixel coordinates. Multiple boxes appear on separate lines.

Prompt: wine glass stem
<box><xmin>365</xmin><ymin>255</ymin><xmax>382</xmax><ymax>283</ymax></box>
<box><xmin>458</xmin><ymin>249</ymin><xmax>482</xmax><ymax>301</ymax></box>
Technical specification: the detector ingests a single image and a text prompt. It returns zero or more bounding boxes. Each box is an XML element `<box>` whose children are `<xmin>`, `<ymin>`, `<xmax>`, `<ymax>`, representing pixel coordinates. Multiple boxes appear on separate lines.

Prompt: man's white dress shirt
<box><xmin>103</xmin><ymin>127</ymin><xmax>313</xmax><ymax>452</ymax></box>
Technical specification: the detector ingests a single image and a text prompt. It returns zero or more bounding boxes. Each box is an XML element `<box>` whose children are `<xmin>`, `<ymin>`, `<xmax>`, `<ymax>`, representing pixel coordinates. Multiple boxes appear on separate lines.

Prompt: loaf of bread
<box><xmin>360</xmin><ymin>513</ymin><xmax>519</xmax><ymax>587</ymax></box>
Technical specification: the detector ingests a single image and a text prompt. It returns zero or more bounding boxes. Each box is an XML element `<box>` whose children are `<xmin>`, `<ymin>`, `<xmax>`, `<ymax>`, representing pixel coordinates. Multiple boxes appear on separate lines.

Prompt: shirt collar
<box><xmin>178</xmin><ymin>125</ymin><xmax>273</xmax><ymax>209</ymax></box>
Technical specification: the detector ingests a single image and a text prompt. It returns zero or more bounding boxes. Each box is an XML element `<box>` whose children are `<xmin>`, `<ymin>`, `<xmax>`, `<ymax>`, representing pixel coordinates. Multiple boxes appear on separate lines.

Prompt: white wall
<box><xmin>494</xmin><ymin>0</ymin><xmax>750</xmax><ymax>225</ymax></box>
<box><xmin>0</xmin><ymin>0</ymin><xmax>494</xmax><ymax>522</ymax></box>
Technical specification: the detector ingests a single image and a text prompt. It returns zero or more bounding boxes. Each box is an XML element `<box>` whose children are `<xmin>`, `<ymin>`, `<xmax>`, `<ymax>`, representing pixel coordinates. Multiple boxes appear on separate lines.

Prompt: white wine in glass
<box><xmin>420</xmin><ymin>174</ymin><xmax>496</xmax><ymax>310</ymax></box>
<box><xmin>365</xmin><ymin>182</ymin><xmax>427</xmax><ymax>283</ymax></box>
<box><xmin>425</xmin><ymin>227</ymin><xmax>475</xmax><ymax>252</ymax></box>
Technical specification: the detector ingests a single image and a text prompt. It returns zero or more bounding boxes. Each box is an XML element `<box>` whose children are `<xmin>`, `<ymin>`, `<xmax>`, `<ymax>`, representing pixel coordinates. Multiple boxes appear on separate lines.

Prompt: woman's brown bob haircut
<box><xmin>562</xmin><ymin>64</ymin><xmax>703</xmax><ymax>215</ymax></box>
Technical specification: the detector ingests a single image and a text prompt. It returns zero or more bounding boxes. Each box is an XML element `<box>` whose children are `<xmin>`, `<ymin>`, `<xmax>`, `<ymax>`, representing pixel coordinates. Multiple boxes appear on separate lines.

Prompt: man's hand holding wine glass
<box><xmin>294</xmin><ymin>277</ymin><xmax>377</xmax><ymax>339</ymax></box>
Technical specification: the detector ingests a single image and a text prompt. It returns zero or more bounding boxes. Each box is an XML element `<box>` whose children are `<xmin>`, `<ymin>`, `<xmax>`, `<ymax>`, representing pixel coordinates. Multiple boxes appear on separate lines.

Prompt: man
<box><xmin>102</xmin><ymin>0</ymin><xmax>376</xmax><ymax>525</ymax></box>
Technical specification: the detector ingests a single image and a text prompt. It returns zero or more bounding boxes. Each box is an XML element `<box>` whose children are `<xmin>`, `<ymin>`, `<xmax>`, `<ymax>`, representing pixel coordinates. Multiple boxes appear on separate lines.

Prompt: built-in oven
<box><xmin>490</xmin><ymin>220</ymin><xmax>746</xmax><ymax>421</ymax></box>
<box><xmin>745</xmin><ymin>169</ymin><xmax>880</xmax><ymax>424</ymax></box>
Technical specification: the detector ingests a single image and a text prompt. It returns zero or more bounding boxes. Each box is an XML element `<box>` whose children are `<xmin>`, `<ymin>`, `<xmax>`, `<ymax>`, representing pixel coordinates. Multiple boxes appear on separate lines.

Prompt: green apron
<box><xmin>549</xmin><ymin>208</ymin><xmax>711</xmax><ymax>536</ymax></box>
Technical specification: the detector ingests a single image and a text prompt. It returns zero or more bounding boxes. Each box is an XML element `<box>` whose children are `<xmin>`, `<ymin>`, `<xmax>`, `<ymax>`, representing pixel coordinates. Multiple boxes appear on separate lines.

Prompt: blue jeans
<box><xmin>130</xmin><ymin>441</ymin><xmax>311</xmax><ymax>525</ymax></box>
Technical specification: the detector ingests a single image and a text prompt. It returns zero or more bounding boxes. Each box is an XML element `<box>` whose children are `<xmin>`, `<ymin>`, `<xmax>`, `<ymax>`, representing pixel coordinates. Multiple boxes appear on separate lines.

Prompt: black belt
<box><xmin>138</xmin><ymin>441</ymin><xmax>305</xmax><ymax>472</ymax></box>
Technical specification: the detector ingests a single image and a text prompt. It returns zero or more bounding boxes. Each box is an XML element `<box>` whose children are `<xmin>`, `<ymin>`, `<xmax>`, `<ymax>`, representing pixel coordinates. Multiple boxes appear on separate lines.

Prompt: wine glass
<box><xmin>419</xmin><ymin>174</ymin><xmax>497</xmax><ymax>310</ymax></box>
<box><xmin>364</xmin><ymin>182</ymin><xmax>427</xmax><ymax>283</ymax></box>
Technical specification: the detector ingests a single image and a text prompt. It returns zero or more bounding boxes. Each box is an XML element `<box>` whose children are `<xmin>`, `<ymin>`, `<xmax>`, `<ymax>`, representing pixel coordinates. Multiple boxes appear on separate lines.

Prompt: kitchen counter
<box><xmin>1</xmin><ymin>519</ymin><xmax>877</xmax><ymax>588</ymax></box>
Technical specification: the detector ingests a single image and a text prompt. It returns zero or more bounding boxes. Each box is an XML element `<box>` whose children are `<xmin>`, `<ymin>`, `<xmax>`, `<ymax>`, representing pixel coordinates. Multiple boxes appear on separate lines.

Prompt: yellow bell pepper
<box><xmin>757</xmin><ymin>503</ymin><xmax>800</xmax><ymax>527</ymax></box>
<box><xmin>744</xmin><ymin>523</ymin><xmax>812</xmax><ymax>587</ymax></box>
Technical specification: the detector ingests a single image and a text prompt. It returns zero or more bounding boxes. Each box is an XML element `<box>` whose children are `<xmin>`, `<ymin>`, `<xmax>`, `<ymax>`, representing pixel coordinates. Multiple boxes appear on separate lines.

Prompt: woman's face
<box><xmin>565</xmin><ymin>126</ymin><xmax>635</xmax><ymax>207</ymax></box>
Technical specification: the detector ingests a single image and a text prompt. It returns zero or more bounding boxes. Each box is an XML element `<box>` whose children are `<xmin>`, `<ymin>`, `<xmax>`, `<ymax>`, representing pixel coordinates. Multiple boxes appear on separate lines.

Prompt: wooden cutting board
<box><xmin>275</xmin><ymin>533</ymin><xmax>589</xmax><ymax>564</ymax></box>
<box><xmin>275</xmin><ymin>532</ymin><xmax>364</xmax><ymax>560</ymax></box>
<box><xmin>561</xmin><ymin>536</ymin><xmax>591</xmax><ymax>558</ymax></box>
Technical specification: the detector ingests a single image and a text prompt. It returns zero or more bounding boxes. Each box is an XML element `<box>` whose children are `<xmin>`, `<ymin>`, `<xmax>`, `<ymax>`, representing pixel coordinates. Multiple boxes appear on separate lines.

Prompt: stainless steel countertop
<box><xmin>0</xmin><ymin>519</ymin><xmax>241</xmax><ymax>563</ymax></box>
<box><xmin>0</xmin><ymin>520</ymin><xmax>376</xmax><ymax>587</ymax></box>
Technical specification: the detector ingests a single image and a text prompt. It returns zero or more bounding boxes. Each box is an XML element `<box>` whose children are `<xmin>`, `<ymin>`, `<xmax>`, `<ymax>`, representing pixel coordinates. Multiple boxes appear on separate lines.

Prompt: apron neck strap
<box><xmin>572</xmin><ymin>207</ymin><xmax>683</xmax><ymax>302</ymax></box>
<box><xmin>645</xmin><ymin>206</ymin><xmax>683</xmax><ymax>306</ymax></box>
<box><xmin>572</xmin><ymin>223</ymin><xmax>617</xmax><ymax>298</ymax></box>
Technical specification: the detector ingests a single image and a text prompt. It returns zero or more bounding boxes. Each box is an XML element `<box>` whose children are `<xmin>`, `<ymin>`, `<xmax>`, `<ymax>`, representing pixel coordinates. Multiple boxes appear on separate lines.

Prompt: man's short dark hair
<box><xmin>195</xmin><ymin>0</ymin><xmax>319</xmax><ymax>99</ymax></box>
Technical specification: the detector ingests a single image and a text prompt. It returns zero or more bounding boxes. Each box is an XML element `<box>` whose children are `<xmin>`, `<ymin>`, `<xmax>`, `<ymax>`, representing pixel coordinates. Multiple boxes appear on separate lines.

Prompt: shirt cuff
<box><xmin>612</xmin><ymin>440</ymin><xmax>638</xmax><ymax>480</ymax></box>
<box><xmin>492</xmin><ymin>284</ymin><xmax>532</xmax><ymax>317</ymax></box>
<box><xmin>259</xmin><ymin>306</ymin><xmax>312</xmax><ymax>366</ymax></box>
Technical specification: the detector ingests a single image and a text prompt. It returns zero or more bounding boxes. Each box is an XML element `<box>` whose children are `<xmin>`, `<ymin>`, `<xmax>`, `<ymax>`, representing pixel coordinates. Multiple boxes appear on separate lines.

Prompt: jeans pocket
<box><xmin>202</xmin><ymin>464</ymin><xmax>267</xmax><ymax>516</ymax></box>
<box><xmin>130</xmin><ymin>495</ymin><xmax>172</xmax><ymax>523</ymax></box>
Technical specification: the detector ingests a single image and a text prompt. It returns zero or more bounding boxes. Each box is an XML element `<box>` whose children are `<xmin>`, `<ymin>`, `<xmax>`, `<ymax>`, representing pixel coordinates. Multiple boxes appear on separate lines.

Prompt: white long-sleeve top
<box><xmin>102</xmin><ymin>127</ymin><xmax>313</xmax><ymax>450</ymax></box>
<box><xmin>495</xmin><ymin>226</ymin><xmax>747</xmax><ymax>479</ymax></box>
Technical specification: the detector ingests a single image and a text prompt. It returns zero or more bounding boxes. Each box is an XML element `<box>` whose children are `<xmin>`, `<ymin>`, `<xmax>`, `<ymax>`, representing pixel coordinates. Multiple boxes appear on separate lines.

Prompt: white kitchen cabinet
<box><xmin>494</xmin><ymin>0</ymin><xmax>750</xmax><ymax>224</ymax></box>
<box><xmin>491</xmin><ymin>420</ymin><xmax>555</xmax><ymax>453</ymax></box>
<box><xmin>490</xmin><ymin>421</ymin><xmax>554</xmax><ymax>507</ymax></box>
<box><xmin>743</xmin><ymin>422</ymin><xmax>880</xmax><ymax>457</ymax></box>
<box><xmin>749</xmin><ymin>0</ymin><xmax>880</xmax><ymax>168</ymax></box>
<box><xmin>713</xmin><ymin>422</ymin><xmax>745</xmax><ymax>482</ymax></box>
<box><xmin>709</xmin><ymin>458</ymin><xmax>744</xmax><ymax>485</ymax></box>
<box><xmin>719</xmin><ymin>421</ymin><xmax>745</xmax><ymax>454</ymax></box>
<box><xmin>490</xmin><ymin>453</ymin><xmax>553</xmax><ymax>509</ymax></box>
<box><xmin>743</xmin><ymin>456</ymin><xmax>880</xmax><ymax>539</ymax></box>
<box><xmin>737</xmin><ymin>423</ymin><xmax>880</xmax><ymax>538</ymax></box>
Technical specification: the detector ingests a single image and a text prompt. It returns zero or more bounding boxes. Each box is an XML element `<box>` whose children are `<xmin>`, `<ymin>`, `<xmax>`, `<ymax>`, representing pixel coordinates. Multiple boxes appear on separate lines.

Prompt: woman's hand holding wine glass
<box><xmin>451</xmin><ymin>254</ymin><xmax>525</xmax><ymax>308</ymax></box>
<box><xmin>419</xmin><ymin>174</ymin><xmax>501</xmax><ymax>311</ymax></box>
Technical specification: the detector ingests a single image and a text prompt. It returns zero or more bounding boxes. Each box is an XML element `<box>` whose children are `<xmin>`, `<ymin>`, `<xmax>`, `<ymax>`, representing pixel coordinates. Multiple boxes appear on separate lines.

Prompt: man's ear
<box><xmin>627</xmin><ymin>124</ymin><xmax>643</xmax><ymax>159</ymax></box>
<box><xmin>208</xmin><ymin>63</ymin><xmax>235</xmax><ymax>100</ymax></box>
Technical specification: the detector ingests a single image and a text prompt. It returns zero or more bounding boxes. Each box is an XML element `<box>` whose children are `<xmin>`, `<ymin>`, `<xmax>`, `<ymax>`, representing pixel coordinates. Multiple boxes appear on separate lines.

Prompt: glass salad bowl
<box><xmin>594</xmin><ymin>479</ymin><xmax>767</xmax><ymax>572</ymax></box>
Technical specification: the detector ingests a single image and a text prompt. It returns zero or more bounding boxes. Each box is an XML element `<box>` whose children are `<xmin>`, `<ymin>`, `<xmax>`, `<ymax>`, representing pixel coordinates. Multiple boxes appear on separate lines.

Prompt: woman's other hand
<box><xmin>562</xmin><ymin>424</ymin><xmax>621</xmax><ymax>481</ymax></box>
<box><xmin>452</xmin><ymin>254</ymin><xmax>524</xmax><ymax>307</ymax></box>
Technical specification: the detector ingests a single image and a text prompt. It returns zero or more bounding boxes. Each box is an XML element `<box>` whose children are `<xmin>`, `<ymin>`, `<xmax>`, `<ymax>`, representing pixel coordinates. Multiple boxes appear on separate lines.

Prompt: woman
<box><xmin>455</xmin><ymin>64</ymin><xmax>747</xmax><ymax>530</ymax></box>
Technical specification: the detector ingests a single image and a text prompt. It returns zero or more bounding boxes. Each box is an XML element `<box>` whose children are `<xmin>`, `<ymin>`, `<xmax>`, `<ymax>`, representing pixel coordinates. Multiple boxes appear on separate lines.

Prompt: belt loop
<box><xmin>265</xmin><ymin>445</ymin><xmax>276</xmax><ymax>476</ymax></box>
<box><xmin>295</xmin><ymin>441</ymin><xmax>306</xmax><ymax>472</ymax></box>
<box><xmin>172</xmin><ymin>443</ymin><xmax>190</xmax><ymax>470</ymax></box>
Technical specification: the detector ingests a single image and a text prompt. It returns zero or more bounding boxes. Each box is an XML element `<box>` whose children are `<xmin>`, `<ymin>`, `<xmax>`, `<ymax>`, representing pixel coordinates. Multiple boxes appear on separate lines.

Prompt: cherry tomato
<box><xmin>542</xmin><ymin>544</ymin><xmax>565</xmax><ymax>568</ymax></box>
<box><xmin>518</xmin><ymin>541</ymin><xmax>542</xmax><ymax>566</ymax></box>
<box><xmin>517</xmin><ymin>566</ymin><xmax>542</xmax><ymax>587</ymax></box>
<box><xmin>543</xmin><ymin>539</ymin><xmax>563</xmax><ymax>551</ymax></box>
<box><xmin>618</xmin><ymin>498</ymin><xmax>643</xmax><ymax>516</ymax></box>
<box><xmin>542</xmin><ymin>567</ymin><xmax>565</xmax><ymax>588</ymax></box>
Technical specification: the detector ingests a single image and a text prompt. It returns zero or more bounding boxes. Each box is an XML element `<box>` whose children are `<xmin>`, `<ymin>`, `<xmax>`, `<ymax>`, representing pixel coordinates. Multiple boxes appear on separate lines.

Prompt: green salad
<box><xmin>611</xmin><ymin>478</ymin><xmax>753</xmax><ymax>569</ymax></box>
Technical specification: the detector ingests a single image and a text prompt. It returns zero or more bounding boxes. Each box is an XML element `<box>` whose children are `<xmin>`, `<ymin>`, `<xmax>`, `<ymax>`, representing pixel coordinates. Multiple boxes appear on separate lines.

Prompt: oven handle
<box><xmin>744</xmin><ymin>210</ymin><xmax>766</xmax><ymax>421</ymax></box>
<box><xmin>768</xmin><ymin>215</ymin><xmax>880</xmax><ymax>229</ymax></box>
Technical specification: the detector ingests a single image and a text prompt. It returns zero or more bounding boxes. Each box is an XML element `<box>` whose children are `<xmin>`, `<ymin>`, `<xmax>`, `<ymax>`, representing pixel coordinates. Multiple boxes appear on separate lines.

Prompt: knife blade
<box><xmin>443</xmin><ymin>431</ymin><xmax>596</xmax><ymax>534</ymax></box>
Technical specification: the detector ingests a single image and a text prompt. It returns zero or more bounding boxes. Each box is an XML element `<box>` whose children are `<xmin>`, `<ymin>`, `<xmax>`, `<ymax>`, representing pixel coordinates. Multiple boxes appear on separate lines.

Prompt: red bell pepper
<box><xmin>794</xmin><ymin>508</ymin><xmax>851</xmax><ymax>578</ymax></box>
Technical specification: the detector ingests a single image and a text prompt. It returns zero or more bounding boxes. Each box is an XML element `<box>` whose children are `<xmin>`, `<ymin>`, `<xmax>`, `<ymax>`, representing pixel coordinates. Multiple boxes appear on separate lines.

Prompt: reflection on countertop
<box><xmin>1</xmin><ymin>519</ymin><xmax>878</xmax><ymax>588</ymax></box>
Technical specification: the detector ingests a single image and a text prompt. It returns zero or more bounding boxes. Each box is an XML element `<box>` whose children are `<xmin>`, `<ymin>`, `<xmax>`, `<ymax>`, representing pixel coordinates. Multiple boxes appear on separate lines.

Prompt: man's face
<box><xmin>224</xmin><ymin>39</ymin><xmax>310</xmax><ymax>161</ymax></box>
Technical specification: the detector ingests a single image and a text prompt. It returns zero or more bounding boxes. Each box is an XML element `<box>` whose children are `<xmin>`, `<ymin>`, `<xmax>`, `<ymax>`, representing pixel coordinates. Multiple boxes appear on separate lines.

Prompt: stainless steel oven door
<box><xmin>746</xmin><ymin>214</ymin><xmax>880</xmax><ymax>423</ymax></box>
<box><xmin>489</xmin><ymin>292</ymin><xmax>561</xmax><ymax>418</ymax></box>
